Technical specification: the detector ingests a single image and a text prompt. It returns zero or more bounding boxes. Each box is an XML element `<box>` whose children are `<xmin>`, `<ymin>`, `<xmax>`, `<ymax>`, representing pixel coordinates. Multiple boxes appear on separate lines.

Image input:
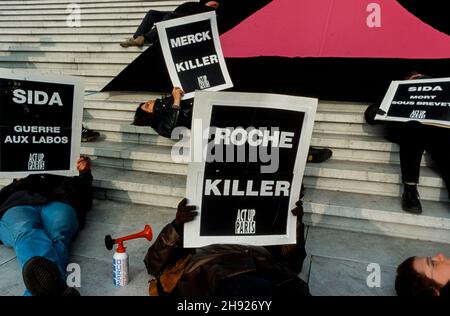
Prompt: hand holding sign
<box><xmin>172</xmin><ymin>87</ymin><xmax>184</xmax><ymax>109</ymax></box>
<box><xmin>76</xmin><ymin>156</ymin><xmax>91</xmax><ymax>173</ymax></box>
<box><xmin>174</xmin><ymin>198</ymin><xmax>198</xmax><ymax>235</ymax></box>
<box><xmin>291</xmin><ymin>200</ymin><xmax>303</xmax><ymax>217</ymax></box>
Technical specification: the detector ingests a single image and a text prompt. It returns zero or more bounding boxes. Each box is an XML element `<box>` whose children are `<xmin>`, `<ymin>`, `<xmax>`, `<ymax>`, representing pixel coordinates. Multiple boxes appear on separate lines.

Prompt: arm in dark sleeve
<box><xmin>73</xmin><ymin>169</ymin><xmax>94</xmax><ymax>213</ymax></box>
<box><xmin>364</xmin><ymin>103</ymin><xmax>386</xmax><ymax>125</ymax></box>
<box><xmin>144</xmin><ymin>221</ymin><xmax>185</xmax><ymax>275</ymax></box>
<box><xmin>155</xmin><ymin>98</ymin><xmax>180</xmax><ymax>138</ymax></box>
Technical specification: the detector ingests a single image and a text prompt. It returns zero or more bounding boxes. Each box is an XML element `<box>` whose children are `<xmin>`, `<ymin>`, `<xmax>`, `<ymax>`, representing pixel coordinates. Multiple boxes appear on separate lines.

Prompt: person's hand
<box><xmin>77</xmin><ymin>156</ymin><xmax>91</xmax><ymax>173</ymax></box>
<box><xmin>174</xmin><ymin>198</ymin><xmax>198</xmax><ymax>233</ymax></box>
<box><xmin>172</xmin><ymin>87</ymin><xmax>184</xmax><ymax>100</ymax></box>
<box><xmin>291</xmin><ymin>200</ymin><xmax>303</xmax><ymax>217</ymax></box>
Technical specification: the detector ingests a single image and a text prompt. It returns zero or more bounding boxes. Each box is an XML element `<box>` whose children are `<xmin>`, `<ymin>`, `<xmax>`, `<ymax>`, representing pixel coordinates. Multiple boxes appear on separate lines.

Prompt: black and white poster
<box><xmin>183</xmin><ymin>91</ymin><xmax>317</xmax><ymax>247</ymax></box>
<box><xmin>376</xmin><ymin>77</ymin><xmax>450</xmax><ymax>127</ymax></box>
<box><xmin>0</xmin><ymin>69</ymin><xmax>84</xmax><ymax>177</ymax></box>
<box><xmin>156</xmin><ymin>11</ymin><xmax>233</xmax><ymax>99</ymax></box>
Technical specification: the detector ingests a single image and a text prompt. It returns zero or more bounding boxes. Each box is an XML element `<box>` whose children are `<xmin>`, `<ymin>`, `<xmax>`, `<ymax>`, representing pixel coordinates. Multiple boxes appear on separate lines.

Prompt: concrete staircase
<box><xmin>1</xmin><ymin>0</ymin><xmax>450</xmax><ymax>296</ymax></box>
<box><xmin>1</xmin><ymin>0</ymin><xmax>449</xmax><ymax>243</ymax></box>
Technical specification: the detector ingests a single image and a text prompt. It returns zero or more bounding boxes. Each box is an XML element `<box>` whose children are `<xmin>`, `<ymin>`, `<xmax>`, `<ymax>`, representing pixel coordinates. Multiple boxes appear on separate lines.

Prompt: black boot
<box><xmin>401</xmin><ymin>184</ymin><xmax>422</xmax><ymax>214</ymax></box>
<box><xmin>307</xmin><ymin>147</ymin><xmax>332</xmax><ymax>163</ymax></box>
<box><xmin>22</xmin><ymin>257</ymin><xmax>80</xmax><ymax>296</ymax></box>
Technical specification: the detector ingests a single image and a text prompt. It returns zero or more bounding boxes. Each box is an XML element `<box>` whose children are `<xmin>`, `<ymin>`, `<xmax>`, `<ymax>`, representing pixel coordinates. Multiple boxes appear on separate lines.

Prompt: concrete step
<box><xmin>79</xmin><ymin>137</ymin><xmax>449</xmax><ymax>202</ymax></box>
<box><xmin>81</xmin><ymin>141</ymin><xmax>187</xmax><ymax>175</ymax></box>
<box><xmin>0</xmin><ymin>43</ymin><xmax>143</xmax><ymax>53</ymax></box>
<box><xmin>0</xmin><ymin>7</ymin><xmax>167</xmax><ymax>15</ymax></box>
<box><xmin>0</xmin><ymin>35</ymin><xmax>131</xmax><ymax>43</ymax></box>
<box><xmin>81</xmin><ymin>115</ymin><xmax>434</xmax><ymax>166</ymax></box>
<box><xmin>0</xmin><ymin>13</ymin><xmax>147</xmax><ymax>21</ymax></box>
<box><xmin>303</xmin><ymin>160</ymin><xmax>448</xmax><ymax>202</ymax></box>
<box><xmin>0</xmin><ymin>20</ymin><xmax>142</xmax><ymax>28</ymax></box>
<box><xmin>0</xmin><ymin>51</ymin><xmax>139</xmax><ymax>59</ymax></box>
<box><xmin>303</xmin><ymin>188</ymin><xmax>450</xmax><ymax>244</ymax></box>
<box><xmin>0</xmin><ymin>0</ymin><xmax>181</xmax><ymax>5</ymax></box>
<box><xmin>305</xmin><ymin>226</ymin><xmax>450</xmax><ymax>295</ymax></box>
<box><xmin>0</xmin><ymin>55</ymin><xmax>130</xmax><ymax>64</ymax></box>
<box><xmin>0</xmin><ymin>1</ymin><xmax>179</xmax><ymax>10</ymax></box>
<box><xmin>1</xmin><ymin>62</ymin><xmax>128</xmax><ymax>72</ymax></box>
<box><xmin>0</xmin><ymin>27</ymin><xmax>137</xmax><ymax>35</ymax></box>
<box><xmin>91</xmin><ymin>165</ymin><xmax>185</xmax><ymax>208</ymax></box>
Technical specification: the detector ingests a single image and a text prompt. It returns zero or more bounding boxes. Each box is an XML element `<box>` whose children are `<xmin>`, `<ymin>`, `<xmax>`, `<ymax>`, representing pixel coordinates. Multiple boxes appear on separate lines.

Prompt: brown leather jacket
<box><xmin>144</xmin><ymin>219</ymin><xmax>308</xmax><ymax>296</ymax></box>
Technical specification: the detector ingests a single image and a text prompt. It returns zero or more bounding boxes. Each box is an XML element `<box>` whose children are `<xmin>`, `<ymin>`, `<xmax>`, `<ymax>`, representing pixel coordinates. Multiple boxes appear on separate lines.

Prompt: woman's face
<box><xmin>140</xmin><ymin>100</ymin><xmax>155</xmax><ymax>113</ymax></box>
<box><xmin>413</xmin><ymin>253</ymin><xmax>450</xmax><ymax>288</ymax></box>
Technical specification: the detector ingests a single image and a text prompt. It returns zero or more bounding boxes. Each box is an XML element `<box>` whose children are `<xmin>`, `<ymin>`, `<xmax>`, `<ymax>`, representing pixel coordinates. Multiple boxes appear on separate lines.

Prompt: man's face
<box><xmin>205</xmin><ymin>1</ymin><xmax>219</xmax><ymax>9</ymax></box>
<box><xmin>140</xmin><ymin>100</ymin><xmax>155</xmax><ymax>113</ymax></box>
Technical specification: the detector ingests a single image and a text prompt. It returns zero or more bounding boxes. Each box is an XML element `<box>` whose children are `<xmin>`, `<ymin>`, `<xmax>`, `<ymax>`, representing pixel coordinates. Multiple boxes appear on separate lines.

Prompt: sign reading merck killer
<box><xmin>376</xmin><ymin>77</ymin><xmax>450</xmax><ymax>127</ymax></box>
<box><xmin>0</xmin><ymin>69</ymin><xmax>84</xmax><ymax>177</ymax></box>
<box><xmin>183</xmin><ymin>92</ymin><xmax>317</xmax><ymax>248</ymax></box>
<box><xmin>156</xmin><ymin>11</ymin><xmax>233</xmax><ymax>100</ymax></box>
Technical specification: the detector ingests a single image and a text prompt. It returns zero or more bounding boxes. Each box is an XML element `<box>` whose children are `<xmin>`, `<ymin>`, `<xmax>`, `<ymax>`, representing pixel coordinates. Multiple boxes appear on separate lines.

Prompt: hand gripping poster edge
<box><xmin>183</xmin><ymin>91</ymin><xmax>318</xmax><ymax>248</ymax></box>
<box><xmin>156</xmin><ymin>11</ymin><xmax>233</xmax><ymax>100</ymax></box>
<box><xmin>0</xmin><ymin>68</ymin><xmax>84</xmax><ymax>178</ymax></box>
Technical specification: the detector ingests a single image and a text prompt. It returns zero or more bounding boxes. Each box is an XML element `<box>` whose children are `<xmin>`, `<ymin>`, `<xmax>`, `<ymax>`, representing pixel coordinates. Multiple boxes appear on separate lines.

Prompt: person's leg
<box><xmin>0</xmin><ymin>205</ymin><xmax>72</xmax><ymax>295</ymax></box>
<box><xmin>425</xmin><ymin>128</ymin><xmax>450</xmax><ymax>200</ymax></box>
<box><xmin>40</xmin><ymin>201</ymin><xmax>79</xmax><ymax>277</ymax></box>
<box><xmin>0</xmin><ymin>205</ymin><xmax>61</xmax><ymax>270</ymax></box>
<box><xmin>142</xmin><ymin>12</ymin><xmax>178</xmax><ymax>43</ymax></box>
<box><xmin>398</xmin><ymin>125</ymin><xmax>426</xmax><ymax>214</ymax></box>
<box><xmin>134</xmin><ymin>10</ymin><xmax>170</xmax><ymax>39</ymax></box>
<box><xmin>399</xmin><ymin>142</ymin><xmax>424</xmax><ymax>184</ymax></box>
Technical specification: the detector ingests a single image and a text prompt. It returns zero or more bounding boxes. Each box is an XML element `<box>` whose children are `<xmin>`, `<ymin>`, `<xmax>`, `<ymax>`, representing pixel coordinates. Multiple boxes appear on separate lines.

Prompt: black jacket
<box><xmin>0</xmin><ymin>170</ymin><xmax>93</xmax><ymax>230</ymax></box>
<box><xmin>144</xmin><ymin>213</ymin><xmax>309</xmax><ymax>296</ymax></box>
<box><xmin>151</xmin><ymin>96</ymin><xmax>193</xmax><ymax>138</ymax></box>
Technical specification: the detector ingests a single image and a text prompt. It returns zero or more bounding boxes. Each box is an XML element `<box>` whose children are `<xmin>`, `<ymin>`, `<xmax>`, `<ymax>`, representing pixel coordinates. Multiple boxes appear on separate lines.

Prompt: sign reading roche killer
<box><xmin>156</xmin><ymin>11</ymin><xmax>233</xmax><ymax>99</ymax></box>
<box><xmin>376</xmin><ymin>77</ymin><xmax>450</xmax><ymax>127</ymax></box>
<box><xmin>0</xmin><ymin>69</ymin><xmax>84</xmax><ymax>177</ymax></box>
<box><xmin>183</xmin><ymin>91</ymin><xmax>317</xmax><ymax>248</ymax></box>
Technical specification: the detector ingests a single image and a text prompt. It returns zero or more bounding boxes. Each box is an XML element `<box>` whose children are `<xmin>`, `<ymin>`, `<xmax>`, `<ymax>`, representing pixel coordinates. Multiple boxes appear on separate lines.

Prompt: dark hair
<box><xmin>132</xmin><ymin>103</ymin><xmax>154</xmax><ymax>126</ymax></box>
<box><xmin>395</xmin><ymin>257</ymin><xmax>441</xmax><ymax>296</ymax></box>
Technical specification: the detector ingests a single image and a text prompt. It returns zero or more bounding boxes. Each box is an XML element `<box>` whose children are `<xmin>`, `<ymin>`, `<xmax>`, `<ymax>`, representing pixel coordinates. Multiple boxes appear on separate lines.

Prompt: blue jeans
<box><xmin>0</xmin><ymin>202</ymin><xmax>79</xmax><ymax>284</ymax></box>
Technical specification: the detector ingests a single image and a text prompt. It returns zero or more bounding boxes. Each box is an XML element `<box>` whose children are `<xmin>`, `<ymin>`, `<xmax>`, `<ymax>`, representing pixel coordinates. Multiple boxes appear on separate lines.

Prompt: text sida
<box><xmin>13</xmin><ymin>89</ymin><xmax>63</xmax><ymax>106</ymax></box>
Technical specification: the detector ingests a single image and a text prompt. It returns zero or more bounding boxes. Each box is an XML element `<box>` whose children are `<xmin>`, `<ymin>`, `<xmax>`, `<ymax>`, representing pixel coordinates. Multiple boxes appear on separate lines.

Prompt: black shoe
<box><xmin>402</xmin><ymin>184</ymin><xmax>422</xmax><ymax>214</ymax></box>
<box><xmin>307</xmin><ymin>147</ymin><xmax>332</xmax><ymax>163</ymax></box>
<box><xmin>22</xmin><ymin>257</ymin><xmax>80</xmax><ymax>296</ymax></box>
<box><xmin>82</xmin><ymin>126</ymin><xmax>100</xmax><ymax>142</ymax></box>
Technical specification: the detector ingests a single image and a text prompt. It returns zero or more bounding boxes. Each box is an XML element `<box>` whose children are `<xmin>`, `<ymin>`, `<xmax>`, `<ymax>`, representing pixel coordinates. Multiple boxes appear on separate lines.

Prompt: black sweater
<box><xmin>0</xmin><ymin>170</ymin><xmax>93</xmax><ymax>230</ymax></box>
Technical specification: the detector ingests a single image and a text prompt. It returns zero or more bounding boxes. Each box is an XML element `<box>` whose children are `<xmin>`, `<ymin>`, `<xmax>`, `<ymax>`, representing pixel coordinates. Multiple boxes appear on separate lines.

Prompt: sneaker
<box><xmin>22</xmin><ymin>257</ymin><xmax>80</xmax><ymax>296</ymax></box>
<box><xmin>82</xmin><ymin>126</ymin><xmax>100</xmax><ymax>142</ymax></box>
<box><xmin>307</xmin><ymin>147</ymin><xmax>332</xmax><ymax>163</ymax></box>
<box><xmin>120</xmin><ymin>35</ymin><xmax>145</xmax><ymax>48</ymax></box>
<box><xmin>401</xmin><ymin>184</ymin><xmax>422</xmax><ymax>214</ymax></box>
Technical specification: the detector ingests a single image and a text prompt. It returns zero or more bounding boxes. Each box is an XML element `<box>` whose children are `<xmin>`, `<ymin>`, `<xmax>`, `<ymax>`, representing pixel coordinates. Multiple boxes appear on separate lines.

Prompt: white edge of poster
<box><xmin>183</xmin><ymin>91</ymin><xmax>318</xmax><ymax>248</ymax></box>
<box><xmin>375</xmin><ymin>77</ymin><xmax>450</xmax><ymax>127</ymax></box>
<box><xmin>156</xmin><ymin>11</ymin><xmax>233</xmax><ymax>100</ymax></box>
<box><xmin>0</xmin><ymin>68</ymin><xmax>84</xmax><ymax>178</ymax></box>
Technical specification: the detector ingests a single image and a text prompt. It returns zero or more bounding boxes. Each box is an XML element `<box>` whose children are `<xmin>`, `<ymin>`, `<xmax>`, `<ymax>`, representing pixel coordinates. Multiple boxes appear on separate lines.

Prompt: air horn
<box><xmin>105</xmin><ymin>224</ymin><xmax>153</xmax><ymax>287</ymax></box>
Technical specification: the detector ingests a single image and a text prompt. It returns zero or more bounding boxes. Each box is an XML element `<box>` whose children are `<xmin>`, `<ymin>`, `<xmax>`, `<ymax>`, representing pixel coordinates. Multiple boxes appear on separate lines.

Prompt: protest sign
<box><xmin>0</xmin><ymin>69</ymin><xmax>84</xmax><ymax>177</ymax></box>
<box><xmin>376</xmin><ymin>77</ymin><xmax>450</xmax><ymax>127</ymax></box>
<box><xmin>183</xmin><ymin>91</ymin><xmax>317</xmax><ymax>247</ymax></box>
<box><xmin>157</xmin><ymin>11</ymin><xmax>233</xmax><ymax>99</ymax></box>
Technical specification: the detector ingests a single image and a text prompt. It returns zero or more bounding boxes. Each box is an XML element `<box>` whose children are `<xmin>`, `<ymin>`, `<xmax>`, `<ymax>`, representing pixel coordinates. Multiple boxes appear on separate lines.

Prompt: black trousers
<box><xmin>134</xmin><ymin>10</ymin><xmax>178</xmax><ymax>43</ymax></box>
<box><xmin>392</xmin><ymin>122</ymin><xmax>450</xmax><ymax>198</ymax></box>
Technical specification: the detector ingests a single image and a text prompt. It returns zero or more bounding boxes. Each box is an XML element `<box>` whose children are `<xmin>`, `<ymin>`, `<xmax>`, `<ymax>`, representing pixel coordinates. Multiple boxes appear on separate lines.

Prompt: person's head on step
<box><xmin>133</xmin><ymin>100</ymin><xmax>157</xmax><ymax>127</ymax></box>
<box><xmin>395</xmin><ymin>253</ymin><xmax>450</xmax><ymax>296</ymax></box>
